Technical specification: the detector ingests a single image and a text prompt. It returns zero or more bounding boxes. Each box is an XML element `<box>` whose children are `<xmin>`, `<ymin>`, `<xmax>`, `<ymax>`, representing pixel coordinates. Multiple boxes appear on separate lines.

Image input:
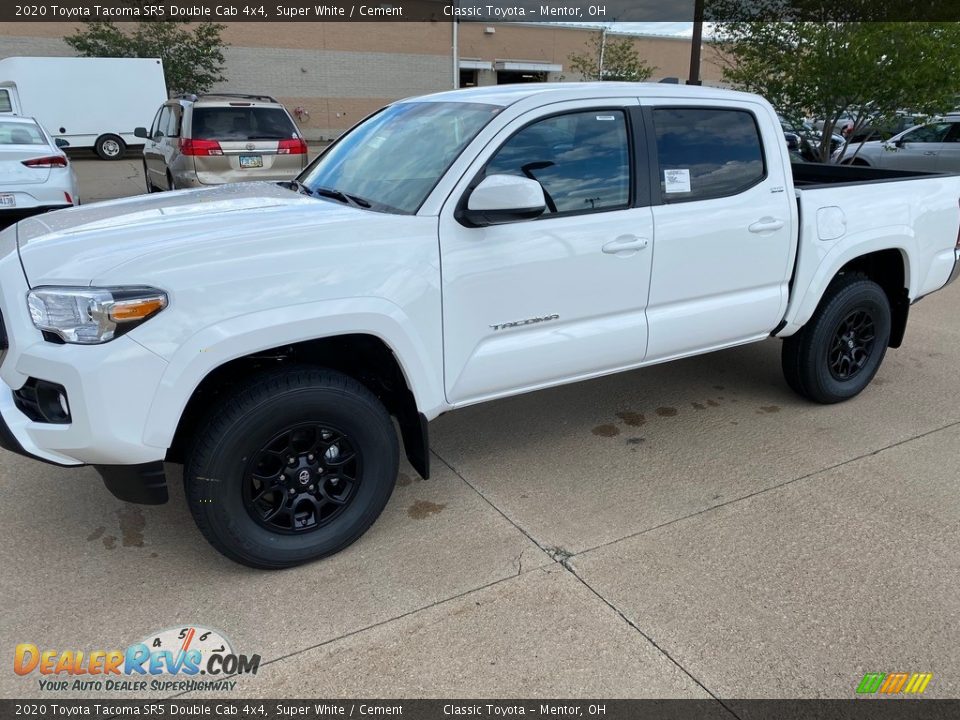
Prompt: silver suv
<box><xmin>135</xmin><ymin>93</ymin><xmax>308</xmax><ymax>191</ymax></box>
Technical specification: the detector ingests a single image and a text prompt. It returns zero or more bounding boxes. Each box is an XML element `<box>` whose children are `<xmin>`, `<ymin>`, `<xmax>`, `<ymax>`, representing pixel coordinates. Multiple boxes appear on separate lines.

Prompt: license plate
<box><xmin>239</xmin><ymin>155</ymin><xmax>263</xmax><ymax>169</ymax></box>
<box><xmin>0</xmin><ymin>194</ymin><xmax>15</xmax><ymax>208</ymax></box>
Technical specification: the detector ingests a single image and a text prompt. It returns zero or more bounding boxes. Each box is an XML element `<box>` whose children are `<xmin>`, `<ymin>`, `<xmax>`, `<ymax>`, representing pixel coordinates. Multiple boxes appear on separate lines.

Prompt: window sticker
<box><xmin>664</xmin><ymin>168</ymin><xmax>691</xmax><ymax>193</ymax></box>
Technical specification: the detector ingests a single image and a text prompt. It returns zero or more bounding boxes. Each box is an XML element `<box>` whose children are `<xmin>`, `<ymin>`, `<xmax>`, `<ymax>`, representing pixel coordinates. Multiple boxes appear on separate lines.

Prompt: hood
<box><xmin>16</xmin><ymin>182</ymin><xmax>366</xmax><ymax>286</ymax></box>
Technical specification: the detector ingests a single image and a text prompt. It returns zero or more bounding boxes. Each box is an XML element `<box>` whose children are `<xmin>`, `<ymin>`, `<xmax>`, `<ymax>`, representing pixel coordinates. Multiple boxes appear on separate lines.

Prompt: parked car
<box><xmin>0</xmin><ymin>116</ymin><xmax>77</xmax><ymax>226</ymax></box>
<box><xmin>779</xmin><ymin>115</ymin><xmax>842</xmax><ymax>161</ymax></box>
<box><xmin>0</xmin><ymin>56</ymin><xmax>166</xmax><ymax>160</ymax></box>
<box><xmin>136</xmin><ymin>93</ymin><xmax>308</xmax><ymax>191</ymax></box>
<box><xmin>1</xmin><ymin>83</ymin><xmax>958</xmax><ymax>568</ymax></box>
<box><xmin>837</xmin><ymin>116</ymin><xmax>960</xmax><ymax>171</ymax></box>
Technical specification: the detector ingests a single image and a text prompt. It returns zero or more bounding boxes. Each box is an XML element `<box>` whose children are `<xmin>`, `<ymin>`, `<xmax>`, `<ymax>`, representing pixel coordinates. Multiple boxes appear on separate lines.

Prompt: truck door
<box><xmin>439</xmin><ymin>100</ymin><xmax>654</xmax><ymax>405</ymax></box>
<box><xmin>643</xmin><ymin>102</ymin><xmax>795</xmax><ymax>361</ymax></box>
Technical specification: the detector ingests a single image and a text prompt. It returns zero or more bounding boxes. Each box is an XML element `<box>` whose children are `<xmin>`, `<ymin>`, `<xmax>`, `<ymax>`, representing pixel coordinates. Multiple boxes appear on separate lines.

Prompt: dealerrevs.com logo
<box><xmin>14</xmin><ymin>626</ymin><xmax>260</xmax><ymax>693</ymax></box>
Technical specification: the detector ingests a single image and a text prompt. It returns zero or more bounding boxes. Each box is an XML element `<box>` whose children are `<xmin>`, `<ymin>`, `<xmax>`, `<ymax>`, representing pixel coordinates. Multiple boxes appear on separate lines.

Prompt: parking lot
<box><xmin>1</xmin><ymin>157</ymin><xmax>958</xmax><ymax>703</ymax></box>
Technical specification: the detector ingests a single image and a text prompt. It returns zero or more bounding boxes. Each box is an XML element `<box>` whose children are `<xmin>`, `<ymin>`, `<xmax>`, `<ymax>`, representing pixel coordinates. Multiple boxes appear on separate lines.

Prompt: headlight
<box><xmin>27</xmin><ymin>286</ymin><xmax>168</xmax><ymax>345</ymax></box>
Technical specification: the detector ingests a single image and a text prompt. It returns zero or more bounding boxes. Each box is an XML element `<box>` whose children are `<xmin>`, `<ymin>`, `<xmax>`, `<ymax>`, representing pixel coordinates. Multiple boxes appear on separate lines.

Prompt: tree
<box><xmin>569</xmin><ymin>31</ymin><xmax>655</xmax><ymax>82</ymax></box>
<box><xmin>65</xmin><ymin>21</ymin><xmax>227</xmax><ymax>94</ymax></box>
<box><xmin>713</xmin><ymin>21</ymin><xmax>960</xmax><ymax>162</ymax></box>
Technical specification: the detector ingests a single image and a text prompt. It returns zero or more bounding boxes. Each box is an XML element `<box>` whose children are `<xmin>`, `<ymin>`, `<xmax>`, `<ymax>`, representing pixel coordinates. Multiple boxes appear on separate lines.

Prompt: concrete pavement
<box><xmin>1</xmin><ymin>158</ymin><xmax>957</xmax><ymax>702</ymax></box>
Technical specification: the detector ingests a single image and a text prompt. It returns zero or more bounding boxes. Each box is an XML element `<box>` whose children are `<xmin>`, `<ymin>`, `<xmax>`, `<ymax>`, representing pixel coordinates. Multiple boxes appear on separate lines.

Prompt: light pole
<box><xmin>688</xmin><ymin>0</ymin><xmax>704</xmax><ymax>85</ymax></box>
<box><xmin>452</xmin><ymin>1</ymin><xmax>459</xmax><ymax>89</ymax></box>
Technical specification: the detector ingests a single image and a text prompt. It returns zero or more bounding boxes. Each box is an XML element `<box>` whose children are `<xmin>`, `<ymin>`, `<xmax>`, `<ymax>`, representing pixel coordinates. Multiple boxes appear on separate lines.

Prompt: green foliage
<box><xmin>64</xmin><ymin>21</ymin><xmax>227</xmax><ymax>94</ymax></box>
<box><xmin>568</xmin><ymin>32</ymin><xmax>655</xmax><ymax>82</ymax></box>
<box><xmin>714</xmin><ymin>21</ymin><xmax>960</xmax><ymax>161</ymax></box>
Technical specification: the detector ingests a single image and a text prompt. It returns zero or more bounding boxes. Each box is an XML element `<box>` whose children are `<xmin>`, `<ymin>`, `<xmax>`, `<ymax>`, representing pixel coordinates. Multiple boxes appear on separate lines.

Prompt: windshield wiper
<box><xmin>313</xmin><ymin>186</ymin><xmax>372</xmax><ymax>209</ymax></box>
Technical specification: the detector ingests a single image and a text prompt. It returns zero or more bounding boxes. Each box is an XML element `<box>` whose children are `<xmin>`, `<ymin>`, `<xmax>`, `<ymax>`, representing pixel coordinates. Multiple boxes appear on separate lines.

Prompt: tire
<box><xmin>185</xmin><ymin>367</ymin><xmax>399</xmax><ymax>569</ymax></box>
<box><xmin>782</xmin><ymin>273</ymin><xmax>891</xmax><ymax>404</ymax></box>
<box><xmin>94</xmin><ymin>134</ymin><xmax>126</xmax><ymax>160</ymax></box>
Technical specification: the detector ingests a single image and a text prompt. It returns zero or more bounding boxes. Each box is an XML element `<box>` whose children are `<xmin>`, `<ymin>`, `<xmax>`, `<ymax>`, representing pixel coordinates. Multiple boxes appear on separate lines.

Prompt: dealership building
<box><xmin>0</xmin><ymin>21</ymin><xmax>724</xmax><ymax>139</ymax></box>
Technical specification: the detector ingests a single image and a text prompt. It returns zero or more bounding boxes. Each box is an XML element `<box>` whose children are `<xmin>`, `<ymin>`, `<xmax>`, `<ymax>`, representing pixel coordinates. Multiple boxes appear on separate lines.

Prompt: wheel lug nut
<box><xmin>307</xmin><ymin>454</ymin><xmax>314</xmax><ymax>461</ymax></box>
<box><xmin>288</xmin><ymin>488</ymin><xmax>296</xmax><ymax>495</ymax></box>
<box><xmin>288</xmin><ymin>457</ymin><xmax>296</xmax><ymax>465</ymax></box>
<box><xmin>308</xmin><ymin>484</ymin><xmax>315</xmax><ymax>491</ymax></box>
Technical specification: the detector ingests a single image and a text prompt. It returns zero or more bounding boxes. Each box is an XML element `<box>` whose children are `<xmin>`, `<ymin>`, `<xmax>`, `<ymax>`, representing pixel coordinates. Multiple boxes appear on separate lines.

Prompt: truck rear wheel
<box><xmin>782</xmin><ymin>273</ymin><xmax>891</xmax><ymax>404</ymax></box>
<box><xmin>184</xmin><ymin>367</ymin><xmax>399</xmax><ymax>568</ymax></box>
<box><xmin>95</xmin><ymin>134</ymin><xmax>126</xmax><ymax>160</ymax></box>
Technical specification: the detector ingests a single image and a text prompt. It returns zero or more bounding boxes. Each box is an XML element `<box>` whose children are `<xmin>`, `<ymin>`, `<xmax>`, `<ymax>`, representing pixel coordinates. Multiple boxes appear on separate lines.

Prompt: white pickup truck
<box><xmin>1</xmin><ymin>83</ymin><xmax>958</xmax><ymax>568</ymax></box>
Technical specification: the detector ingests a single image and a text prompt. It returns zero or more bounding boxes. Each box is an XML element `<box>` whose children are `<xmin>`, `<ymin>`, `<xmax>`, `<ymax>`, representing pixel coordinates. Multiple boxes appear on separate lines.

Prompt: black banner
<box><xmin>3</xmin><ymin>0</ymin><xmax>960</xmax><ymax>23</ymax></box>
<box><xmin>4</xmin><ymin>700</ymin><xmax>960</xmax><ymax>720</ymax></box>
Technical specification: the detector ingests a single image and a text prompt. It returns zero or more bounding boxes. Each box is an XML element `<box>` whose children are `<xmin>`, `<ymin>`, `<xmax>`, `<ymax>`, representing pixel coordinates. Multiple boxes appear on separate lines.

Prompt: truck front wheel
<box><xmin>782</xmin><ymin>273</ymin><xmax>891</xmax><ymax>404</ymax></box>
<box><xmin>184</xmin><ymin>368</ymin><xmax>399</xmax><ymax>568</ymax></box>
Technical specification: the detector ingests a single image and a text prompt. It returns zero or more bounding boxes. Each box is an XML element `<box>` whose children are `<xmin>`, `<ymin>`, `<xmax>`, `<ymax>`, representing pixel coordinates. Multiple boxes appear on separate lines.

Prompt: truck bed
<box><xmin>791</xmin><ymin>162</ymin><xmax>945</xmax><ymax>188</ymax></box>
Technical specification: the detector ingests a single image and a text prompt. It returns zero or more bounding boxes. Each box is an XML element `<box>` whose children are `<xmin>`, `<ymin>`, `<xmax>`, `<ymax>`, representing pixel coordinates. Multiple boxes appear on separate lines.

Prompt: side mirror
<box><xmin>54</xmin><ymin>138</ymin><xmax>69</xmax><ymax>148</ymax></box>
<box><xmin>893</xmin><ymin>138</ymin><xmax>905</xmax><ymax>148</ymax></box>
<box><xmin>461</xmin><ymin>174</ymin><xmax>546</xmax><ymax>227</ymax></box>
<box><xmin>134</xmin><ymin>127</ymin><xmax>149</xmax><ymax>139</ymax></box>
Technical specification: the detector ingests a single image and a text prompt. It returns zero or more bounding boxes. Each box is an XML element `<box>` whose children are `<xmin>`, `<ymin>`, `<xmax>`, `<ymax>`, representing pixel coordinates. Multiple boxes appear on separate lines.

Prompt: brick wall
<box><xmin>1</xmin><ymin>22</ymin><xmax>726</xmax><ymax>139</ymax></box>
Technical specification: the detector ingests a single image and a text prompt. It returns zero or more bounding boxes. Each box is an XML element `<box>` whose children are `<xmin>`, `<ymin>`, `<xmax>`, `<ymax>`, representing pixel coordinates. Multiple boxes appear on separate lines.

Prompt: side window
<box><xmin>167</xmin><ymin>106</ymin><xmax>182</xmax><ymax>138</ymax></box>
<box><xmin>943</xmin><ymin>123</ymin><xmax>960</xmax><ymax>143</ymax></box>
<box><xmin>904</xmin><ymin>122</ymin><xmax>951</xmax><ymax>143</ymax></box>
<box><xmin>485</xmin><ymin>109</ymin><xmax>630</xmax><ymax>215</ymax></box>
<box><xmin>653</xmin><ymin>108</ymin><xmax>765</xmax><ymax>202</ymax></box>
<box><xmin>155</xmin><ymin>106</ymin><xmax>171</xmax><ymax>138</ymax></box>
<box><xmin>0</xmin><ymin>90</ymin><xmax>12</xmax><ymax>114</ymax></box>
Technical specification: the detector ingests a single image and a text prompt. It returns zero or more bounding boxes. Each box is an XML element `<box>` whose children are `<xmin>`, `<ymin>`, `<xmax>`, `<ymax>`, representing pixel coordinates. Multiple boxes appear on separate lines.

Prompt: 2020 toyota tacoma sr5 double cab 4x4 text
<box><xmin>0</xmin><ymin>83</ymin><xmax>958</xmax><ymax>568</ymax></box>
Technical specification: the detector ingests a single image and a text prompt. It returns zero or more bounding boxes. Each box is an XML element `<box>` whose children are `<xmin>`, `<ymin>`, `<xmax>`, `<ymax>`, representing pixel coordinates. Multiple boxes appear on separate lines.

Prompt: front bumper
<box><xmin>0</xmin><ymin>230</ymin><xmax>171</xmax><ymax>502</ymax></box>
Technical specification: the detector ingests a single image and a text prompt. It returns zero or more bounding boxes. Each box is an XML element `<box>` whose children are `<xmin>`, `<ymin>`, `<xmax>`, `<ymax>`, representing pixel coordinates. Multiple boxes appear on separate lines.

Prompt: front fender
<box><xmin>139</xmin><ymin>297</ymin><xmax>445</xmax><ymax>450</ymax></box>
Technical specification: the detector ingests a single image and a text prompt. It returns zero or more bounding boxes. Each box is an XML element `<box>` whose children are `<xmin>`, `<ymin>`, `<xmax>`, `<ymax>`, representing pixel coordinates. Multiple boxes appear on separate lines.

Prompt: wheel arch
<box><xmin>164</xmin><ymin>333</ymin><xmax>431</xmax><ymax>479</ymax></box>
<box><xmin>836</xmin><ymin>248</ymin><xmax>910</xmax><ymax>347</ymax></box>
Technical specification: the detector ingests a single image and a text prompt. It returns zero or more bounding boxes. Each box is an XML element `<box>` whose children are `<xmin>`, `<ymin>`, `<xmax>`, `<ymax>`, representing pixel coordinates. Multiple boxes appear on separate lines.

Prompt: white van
<box><xmin>0</xmin><ymin>57</ymin><xmax>167</xmax><ymax>160</ymax></box>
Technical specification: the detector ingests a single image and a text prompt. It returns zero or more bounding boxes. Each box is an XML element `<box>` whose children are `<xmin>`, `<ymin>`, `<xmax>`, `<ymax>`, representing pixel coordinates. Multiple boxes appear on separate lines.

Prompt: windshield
<box><xmin>299</xmin><ymin>101</ymin><xmax>501</xmax><ymax>214</ymax></box>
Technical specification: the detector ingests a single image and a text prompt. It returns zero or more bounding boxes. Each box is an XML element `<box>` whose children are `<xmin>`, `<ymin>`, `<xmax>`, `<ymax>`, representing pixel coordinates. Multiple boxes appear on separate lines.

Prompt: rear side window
<box><xmin>653</xmin><ymin>108</ymin><xmax>765</xmax><ymax>202</ymax></box>
<box><xmin>902</xmin><ymin>122</ymin><xmax>952</xmax><ymax>143</ymax></box>
<box><xmin>191</xmin><ymin>107</ymin><xmax>298</xmax><ymax>141</ymax></box>
<box><xmin>485</xmin><ymin>109</ymin><xmax>631</xmax><ymax>215</ymax></box>
<box><xmin>0</xmin><ymin>90</ymin><xmax>12</xmax><ymax>113</ymax></box>
<box><xmin>0</xmin><ymin>121</ymin><xmax>46</xmax><ymax>145</ymax></box>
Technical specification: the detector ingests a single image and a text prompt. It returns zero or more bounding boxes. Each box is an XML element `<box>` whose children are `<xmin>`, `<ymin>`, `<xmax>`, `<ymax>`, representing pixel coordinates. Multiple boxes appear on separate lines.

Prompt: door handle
<box><xmin>602</xmin><ymin>236</ymin><xmax>649</xmax><ymax>255</ymax></box>
<box><xmin>923</xmin><ymin>151</ymin><xmax>938</xmax><ymax>156</ymax></box>
<box><xmin>748</xmin><ymin>217</ymin><xmax>785</xmax><ymax>233</ymax></box>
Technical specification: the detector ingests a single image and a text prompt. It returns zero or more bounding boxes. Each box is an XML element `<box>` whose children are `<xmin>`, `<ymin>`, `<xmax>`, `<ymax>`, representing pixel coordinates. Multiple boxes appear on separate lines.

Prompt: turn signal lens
<box><xmin>108</xmin><ymin>297</ymin><xmax>167</xmax><ymax>322</ymax></box>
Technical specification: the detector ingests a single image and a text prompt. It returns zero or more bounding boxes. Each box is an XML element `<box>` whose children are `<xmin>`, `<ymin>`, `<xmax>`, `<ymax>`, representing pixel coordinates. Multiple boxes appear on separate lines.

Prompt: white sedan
<box><xmin>0</xmin><ymin>116</ymin><xmax>78</xmax><ymax>224</ymax></box>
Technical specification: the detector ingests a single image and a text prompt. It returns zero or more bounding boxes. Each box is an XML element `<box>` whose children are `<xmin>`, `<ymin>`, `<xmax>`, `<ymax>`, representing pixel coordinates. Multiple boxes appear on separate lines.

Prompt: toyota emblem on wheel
<box><xmin>297</xmin><ymin>469</ymin><xmax>311</xmax><ymax>484</ymax></box>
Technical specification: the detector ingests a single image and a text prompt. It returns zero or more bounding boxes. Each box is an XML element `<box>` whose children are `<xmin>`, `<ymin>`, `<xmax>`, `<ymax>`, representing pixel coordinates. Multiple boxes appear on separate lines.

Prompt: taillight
<box><xmin>278</xmin><ymin>138</ymin><xmax>308</xmax><ymax>155</ymax></box>
<box><xmin>21</xmin><ymin>155</ymin><xmax>68</xmax><ymax>168</ymax></box>
<box><xmin>180</xmin><ymin>138</ymin><xmax>223</xmax><ymax>156</ymax></box>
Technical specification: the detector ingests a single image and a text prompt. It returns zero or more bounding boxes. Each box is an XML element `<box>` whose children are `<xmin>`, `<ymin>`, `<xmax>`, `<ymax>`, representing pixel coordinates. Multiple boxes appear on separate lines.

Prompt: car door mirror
<box><xmin>893</xmin><ymin>138</ymin><xmax>905</xmax><ymax>148</ymax></box>
<box><xmin>461</xmin><ymin>175</ymin><xmax>546</xmax><ymax>227</ymax></box>
<box><xmin>134</xmin><ymin>127</ymin><xmax>149</xmax><ymax>139</ymax></box>
<box><xmin>54</xmin><ymin>138</ymin><xmax>69</xmax><ymax>148</ymax></box>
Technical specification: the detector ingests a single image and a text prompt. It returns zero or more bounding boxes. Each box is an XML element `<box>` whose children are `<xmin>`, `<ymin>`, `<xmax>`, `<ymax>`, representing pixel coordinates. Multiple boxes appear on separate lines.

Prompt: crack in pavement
<box><xmin>431</xmin><ymin>450</ymin><xmax>737</xmax><ymax>715</ymax></box>
<box><xmin>165</xmin><ymin>569</ymin><xmax>542</xmax><ymax>700</ymax></box>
